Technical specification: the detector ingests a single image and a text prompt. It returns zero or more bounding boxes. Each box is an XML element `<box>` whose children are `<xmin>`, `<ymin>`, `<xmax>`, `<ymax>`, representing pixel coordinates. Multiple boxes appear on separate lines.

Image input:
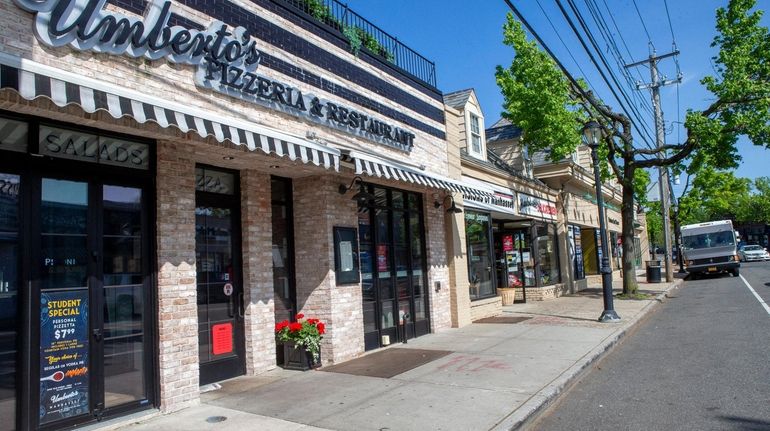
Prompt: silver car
<box><xmin>739</xmin><ymin>245</ymin><xmax>770</xmax><ymax>262</ymax></box>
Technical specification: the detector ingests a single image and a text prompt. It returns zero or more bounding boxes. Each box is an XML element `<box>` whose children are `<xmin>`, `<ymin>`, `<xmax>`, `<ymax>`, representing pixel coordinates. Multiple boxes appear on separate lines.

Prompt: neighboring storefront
<box><xmin>442</xmin><ymin>89</ymin><xmax>565</xmax><ymax>325</ymax></box>
<box><xmin>0</xmin><ymin>0</ymin><xmax>493</xmax><ymax>429</ymax></box>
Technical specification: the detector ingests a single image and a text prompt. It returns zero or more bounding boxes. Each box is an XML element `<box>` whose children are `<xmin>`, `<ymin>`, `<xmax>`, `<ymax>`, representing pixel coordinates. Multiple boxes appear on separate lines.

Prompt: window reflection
<box><xmin>0</xmin><ymin>173</ymin><xmax>19</xmax><ymax>431</ymax></box>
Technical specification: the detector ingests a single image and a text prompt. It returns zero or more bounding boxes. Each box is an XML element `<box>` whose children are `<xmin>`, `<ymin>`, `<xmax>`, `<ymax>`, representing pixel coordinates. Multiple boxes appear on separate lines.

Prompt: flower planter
<box><xmin>282</xmin><ymin>341</ymin><xmax>321</xmax><ymax>371</ymax></box>
<box><xmin>497</xmin><ymin>287</ymin><xmax>517</xmax><ymax>306</ymax></box>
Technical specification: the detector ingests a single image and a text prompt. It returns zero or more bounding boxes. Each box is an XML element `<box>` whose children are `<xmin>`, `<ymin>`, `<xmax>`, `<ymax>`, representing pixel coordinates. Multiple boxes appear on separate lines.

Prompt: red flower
<box><xmin>295</xmin><ymin>313</ymin><xmax>305</xmax><ymax>320</ymax></box>
<box><xmin>307</xmin><ymin>318</ymin><xmax>319</xmax><ymax>324</ymax></box>
<box><xmin>275</xmin><ymin>320</ymin><xmax>289</xmax><ymax>332</ymax></box>
<box><xmin>289</xmin><ymin>322</ymin><xmax>303</xmax><ymax>332</ymax></box>
<box><xmin>317</xmin><ymin>322</ymin><xmax>325</xmax><ymax>335</ymax></box>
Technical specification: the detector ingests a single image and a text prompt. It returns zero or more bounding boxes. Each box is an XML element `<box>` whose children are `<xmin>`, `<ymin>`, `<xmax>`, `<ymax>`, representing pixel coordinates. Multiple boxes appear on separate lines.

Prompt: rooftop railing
<box><xmin>276</xmin><ymin>0</ymin><xmax>437</xmax><ymax>88</ymax></box>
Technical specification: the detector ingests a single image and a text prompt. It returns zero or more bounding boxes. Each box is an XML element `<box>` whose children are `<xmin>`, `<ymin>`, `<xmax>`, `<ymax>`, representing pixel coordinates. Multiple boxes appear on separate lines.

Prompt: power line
<box><xmin>598</xmin><ymin>0</ymin><xmax>647</xmax><ymax>84</ymax></box>
<box><xmin>533</xmin><ymin>0</ymin><xmax>598</xmax><ymax>91</ymax></box>
<box><xmin>583</xmin><ymin>0</ymin><xmax>655</xmax><ymax>117</ymax></box>
<box><xmin>558</xmin><ymin>0</ymin><xmax>658</xmax><ymax>150</ymax></box>
<box><xmin>501</xmin><ymin>0</ymin><xmax>651</xmax><ymax>160</ymax></box>
<box><xmin>662</xmin><ymin>0</ymin><xmax>677</xmax><ymax>45</ymax></box>
<box><xmin>631</xmin><ymin>0</ymin><xmax>653</xmax><ymax>48</ymax></box>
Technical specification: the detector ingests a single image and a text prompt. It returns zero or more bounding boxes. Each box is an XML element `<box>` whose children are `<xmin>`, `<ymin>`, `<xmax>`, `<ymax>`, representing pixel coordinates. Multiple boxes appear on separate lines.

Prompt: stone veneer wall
<box><xmin>155</xmin><ymin>140</ymin><xmax>199</xmax><ymax>412</ymax></box>
<box><xmin>292</xmin><ymin>176</ymin><xmax>363</xmax><ymax>364</ymax></box>
<box><xmin>425</xmin><ymin>195</ymin><xmax>452</xmax><ymax>332</ymax></box>
<box><xmin>469</xmin><ymin>297</ymin><xmax>502</xmax><ymax>322</ymax></box>
<box><xmin>240</xmin><ymin>170</ymin><xmax>277</xmax><ymax>373</ymax></box>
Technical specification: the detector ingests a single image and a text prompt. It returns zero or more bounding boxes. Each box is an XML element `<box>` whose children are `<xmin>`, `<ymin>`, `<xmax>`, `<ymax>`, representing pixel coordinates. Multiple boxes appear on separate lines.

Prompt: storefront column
<box><xmin>292</xmin><ymin>176</ymin><xmax>363</xmax><ymax>364</ymax></box>
<box><xmin>240</xmin><ymin>170</ymin><xmax>276</xmax><ymax>373</ymax></box>
<box><xmin>445</xmin><ymin>196</ymin><xmax>472</xmax><ymax>327</ymax></box>
<box><xmin>557</xmin><ymin>194</ymin><xmax>575</xmax><ymax>294</ymax></box>
<box><xmin>156</xmin><ymin>140</ymin><xmax>200</xmax><ymax>412</ymax></box>
<box><xmin>425</xmin><ymin>193</ymin><xmax>452</xmax><ymax>331</ymax></box>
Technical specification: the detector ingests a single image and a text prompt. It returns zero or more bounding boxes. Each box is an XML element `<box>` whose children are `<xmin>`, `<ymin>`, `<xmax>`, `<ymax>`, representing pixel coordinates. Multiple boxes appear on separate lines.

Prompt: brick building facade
<box><xmin>0</xmin><ymin>1</ymin><xmax>494</xmax><ymax>429</ymax></box>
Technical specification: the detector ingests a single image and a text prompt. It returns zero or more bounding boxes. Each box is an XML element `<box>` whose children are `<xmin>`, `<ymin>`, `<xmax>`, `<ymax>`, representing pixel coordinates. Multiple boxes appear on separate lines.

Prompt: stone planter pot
<box><xmin>497</xmin><ymin>287</ymin><xmax>517</xmax><ymax>306</ymax></box>
<box><xmin>281</xmin><ymin>341</ymin><xmax>321</xmax><ymax>371</ymax></box>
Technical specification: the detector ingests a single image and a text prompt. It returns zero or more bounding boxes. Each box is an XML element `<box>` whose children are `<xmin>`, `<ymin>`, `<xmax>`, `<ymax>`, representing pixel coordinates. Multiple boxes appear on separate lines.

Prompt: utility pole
<box><xmin>625</xmin><ymin>50</ymin><xmax>682</xmax><ymax>283</ymax></box>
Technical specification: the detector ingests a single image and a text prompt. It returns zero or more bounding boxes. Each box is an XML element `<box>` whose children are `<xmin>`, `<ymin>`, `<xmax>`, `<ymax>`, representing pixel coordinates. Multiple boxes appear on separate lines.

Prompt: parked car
<box><xmin>739</xmin><ymin>244</ymin><xmax>770</xmax><ymax>262</ymax></box>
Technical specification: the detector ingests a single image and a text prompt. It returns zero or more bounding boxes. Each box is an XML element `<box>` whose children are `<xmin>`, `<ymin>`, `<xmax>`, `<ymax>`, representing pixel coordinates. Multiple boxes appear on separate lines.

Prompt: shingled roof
<box><xmin>485</xmin><ymin>117</ymin><xmax>522</xmax><ymax>143</ymax></box>
<box><xmin>443</xmin><ymin>89</ymin><xmax>474</xmax><ymax>109</ymax></box>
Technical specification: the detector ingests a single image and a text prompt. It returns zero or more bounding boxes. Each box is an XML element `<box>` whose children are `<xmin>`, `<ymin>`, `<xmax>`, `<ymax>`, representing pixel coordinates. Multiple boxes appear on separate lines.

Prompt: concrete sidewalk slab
<box><xmin>113</xmin><ymin>276</ymin><xmax>682</xmax><ymax>431</ymax></box>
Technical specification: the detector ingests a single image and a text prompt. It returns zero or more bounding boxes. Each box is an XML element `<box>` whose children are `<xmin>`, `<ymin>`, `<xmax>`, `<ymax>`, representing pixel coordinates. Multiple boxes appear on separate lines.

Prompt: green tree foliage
<box><xmin>495</xmin><ymin>17</ymin><xmax>584</xmax><ymax>162</ymax></box>
<box><xmin>496</xmin><ymin>0</ymin><xmax>770</xmax><ymax>294</ymax></box>
<box><xmin>678</xmin><ymin>168</ymin><xmax>751</xmax><ymax>224</ymax></box>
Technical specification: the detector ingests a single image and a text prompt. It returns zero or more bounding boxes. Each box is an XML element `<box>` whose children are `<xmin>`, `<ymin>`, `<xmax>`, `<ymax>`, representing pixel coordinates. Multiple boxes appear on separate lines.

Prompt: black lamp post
<box><xmin>582</xmin><ymin>120</ymin><xmax>621</xmax><ymax>323</ymax></box>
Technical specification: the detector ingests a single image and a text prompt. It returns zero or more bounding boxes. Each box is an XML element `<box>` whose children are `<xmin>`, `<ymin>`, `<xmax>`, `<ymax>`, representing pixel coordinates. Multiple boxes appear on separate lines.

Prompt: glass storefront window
<box><xmin>537</xmin><ymin>224</ymin><xmax>561</xmax><ymax>285</ymax></box>
<box><xmin>465</xmin><ymin>211</ymin><xmax>495</xmax><ymax>299</ymax></box>
<box><xmin>0</xmin><ymin>173</ymin><xmax>19</xmax><ymax>431</ymax></box>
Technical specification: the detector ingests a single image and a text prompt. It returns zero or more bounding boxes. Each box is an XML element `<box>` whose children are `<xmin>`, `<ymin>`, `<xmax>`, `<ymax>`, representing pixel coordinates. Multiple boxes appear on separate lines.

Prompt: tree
<box><xmin>498</xmin><ymin>0</ymin><xmax>770</xmax><ymax>294</ymax></box>
<box><xmin>678</xmin><ymin>167</ymin><xmax>752</xmax><ymax>224</ymax></box>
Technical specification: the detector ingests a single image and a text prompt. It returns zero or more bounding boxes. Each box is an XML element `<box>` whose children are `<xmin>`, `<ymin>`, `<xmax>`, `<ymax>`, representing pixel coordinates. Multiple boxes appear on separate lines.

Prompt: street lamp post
<box><xmin>582</xmin><ymin>121</ymin><xmax>621</xmax><ymax>323</ymax></box>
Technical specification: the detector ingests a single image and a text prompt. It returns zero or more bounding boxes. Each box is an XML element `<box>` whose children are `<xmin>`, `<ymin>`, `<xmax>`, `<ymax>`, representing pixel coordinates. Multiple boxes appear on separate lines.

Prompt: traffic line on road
<box><xmin>739</xmin><ymin>275</ymin><xmax>770</xmax><ymax>316</ymax></box>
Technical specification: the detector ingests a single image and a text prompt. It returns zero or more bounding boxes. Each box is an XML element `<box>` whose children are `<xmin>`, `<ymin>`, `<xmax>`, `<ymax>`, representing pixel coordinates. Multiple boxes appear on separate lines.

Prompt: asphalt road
<box><xmin>532</xmin><ymin>262</ymin><xmax>770</xmax><ymax>431</ymax></box>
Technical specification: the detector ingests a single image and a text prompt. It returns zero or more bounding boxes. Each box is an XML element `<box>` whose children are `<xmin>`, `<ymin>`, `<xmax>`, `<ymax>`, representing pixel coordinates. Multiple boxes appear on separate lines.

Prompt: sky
<box><xmin>343</xmin><ymin>0</ymin><xmax>769</xmax><ymax>196</ymax></box>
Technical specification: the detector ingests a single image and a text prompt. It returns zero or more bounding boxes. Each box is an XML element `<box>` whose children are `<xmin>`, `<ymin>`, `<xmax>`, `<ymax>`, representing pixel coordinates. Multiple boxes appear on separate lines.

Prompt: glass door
<box><xmin>195</xmin><ymin>167</ymin><xmax>244</xmax><ymax>385</ymax></box>
<box><xmin>36</xmin><ymin>176</ymin><xmax>153</xmax><ymax>427</ymax></box>
<box><xmin>358</xmin><ymin>185</ymin><xmax>428</xmax><ymax>351</ymax></box>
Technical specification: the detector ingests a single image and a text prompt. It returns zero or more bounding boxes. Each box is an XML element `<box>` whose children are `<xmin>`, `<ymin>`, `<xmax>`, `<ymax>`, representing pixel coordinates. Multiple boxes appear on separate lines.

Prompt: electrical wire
<box><xmin>558</xmin><ymin>0</ymin><xmax>658</xmax><ymax>150</ymax></box>
<box><xmin>631</xmin><ymin>0</ymin><xmax>653</xmax><ymax>48</ymax></box>
<box><xmin>501</xmin><ymin>0</ymin><xmax>655</xmax><ymax>162</ymax></box>
<box><xmin>583</xmin><ymin>0</ymin><xmax>655</xmax><ymax>117</ymax></box>
<box><xmin>662</xmin><ymin>0</ymin><xmax>677</xmax><ymax>45</ymax></box>
<box><xmin>534</xmin><ymin>0</ymin><xmax>598</xmax><ymax>91</ymax></box>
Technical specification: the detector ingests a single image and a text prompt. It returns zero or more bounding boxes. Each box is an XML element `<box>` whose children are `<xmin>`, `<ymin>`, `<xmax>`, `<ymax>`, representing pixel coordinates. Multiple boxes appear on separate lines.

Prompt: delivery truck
<box><xmin>681</xmin><ymin>220</ymin><xmax>740</xmax><ymax>278</ymax></box>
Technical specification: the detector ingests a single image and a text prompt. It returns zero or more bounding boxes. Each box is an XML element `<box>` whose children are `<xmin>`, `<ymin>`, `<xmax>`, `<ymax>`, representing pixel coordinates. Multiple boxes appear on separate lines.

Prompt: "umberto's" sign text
<box><xmin>14</xmin><ymin>0</ymin><xmax>416</xmax><ymax>151</ymax></box>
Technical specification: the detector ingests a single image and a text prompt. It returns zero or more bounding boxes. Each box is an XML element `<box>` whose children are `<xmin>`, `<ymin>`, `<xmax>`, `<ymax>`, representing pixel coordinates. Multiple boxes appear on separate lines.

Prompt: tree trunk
<box><xmin>621</xmin><ymin>167</ymin><xmax>639</xmax><ymax>295</ymax></box>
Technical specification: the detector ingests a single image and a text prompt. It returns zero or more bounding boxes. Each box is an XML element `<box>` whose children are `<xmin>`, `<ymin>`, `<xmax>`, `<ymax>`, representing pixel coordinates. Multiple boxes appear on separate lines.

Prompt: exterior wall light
<box><xmin>434</xmin><ymin>194</ymin><xmax>462</xmax><ymax>214</ymax></box>
<box><xmin>339</xmin><ymin>176</ymin><xmax>374</xmax><ymax>205</ymax></box>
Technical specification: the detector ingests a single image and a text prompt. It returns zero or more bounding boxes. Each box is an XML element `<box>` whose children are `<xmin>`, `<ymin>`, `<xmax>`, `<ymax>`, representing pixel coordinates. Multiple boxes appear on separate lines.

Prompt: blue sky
<box><xmin>344</xmin><ymin>0</ymin><xmax>769</xmax><ymax>192</ymax></box>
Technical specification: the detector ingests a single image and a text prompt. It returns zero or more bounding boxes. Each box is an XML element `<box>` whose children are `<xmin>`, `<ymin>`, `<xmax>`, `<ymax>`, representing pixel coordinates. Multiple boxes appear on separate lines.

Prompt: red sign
<box><xmin>211</xmin><ymin>323</ymin><xmax>233</xmax><ymax>355</ymax></box>
<box><xmin>377</xmin><ymin>244</ymin><xmax>388</xmax><ymax>272</ymax></box>
<box><xmin>502</xmin><ymin>235</ymin><xmax>514</xmax><ymax>252</ymax></box>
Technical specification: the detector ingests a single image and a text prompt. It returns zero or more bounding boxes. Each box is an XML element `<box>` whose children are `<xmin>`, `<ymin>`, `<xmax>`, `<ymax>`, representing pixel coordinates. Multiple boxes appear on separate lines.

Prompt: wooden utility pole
<box><xmin>626</xmin><ymin>50</ymin><xmax>682</xmax><ymax>282</ymax></box>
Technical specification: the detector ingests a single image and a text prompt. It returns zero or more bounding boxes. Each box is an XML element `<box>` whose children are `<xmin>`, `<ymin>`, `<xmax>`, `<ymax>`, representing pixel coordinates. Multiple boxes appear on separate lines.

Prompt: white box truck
<box><xmin>681</xmin><ymin>220</ymin><xmax>740</xmax><ymax>278</ymax></box>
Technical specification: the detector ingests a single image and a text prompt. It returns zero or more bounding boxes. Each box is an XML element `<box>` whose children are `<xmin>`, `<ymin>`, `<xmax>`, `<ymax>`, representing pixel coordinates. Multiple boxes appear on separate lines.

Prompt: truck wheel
<box><xmin>731</xmin><ymin>268</ymin><xmax>740</xmax><ymax>277</ymax></box>
<box><xmin>689</xmin><ymin>273</ymin><xmax>698</xmax><ymax>280</ymax></box>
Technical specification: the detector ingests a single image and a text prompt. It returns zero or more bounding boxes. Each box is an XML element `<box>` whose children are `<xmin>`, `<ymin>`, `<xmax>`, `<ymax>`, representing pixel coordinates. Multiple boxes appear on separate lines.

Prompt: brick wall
<box><xmin>292</xmin><ymin>176</ymin><xmax>363</xmax><ymax>364</ymax></box>
<box><xmin>425</xmin><ymin>193</ymin><xmax>452</xmax><ymax>332</ymax></box>
<box><xmin>240</xmin><ymin>170</ymin><xmax>277</xmax><ymax>373</ymax></box>
<box><xmin>155</xmin><ymin>140</ymin><xmax>199</xmax><ymax>412</ymax></box>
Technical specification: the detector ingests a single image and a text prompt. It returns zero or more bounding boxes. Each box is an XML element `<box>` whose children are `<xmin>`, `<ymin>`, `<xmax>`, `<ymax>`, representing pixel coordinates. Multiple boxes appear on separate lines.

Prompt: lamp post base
<box><xmin>598</xmin><ymin>309</ymin><xmax>621</xmax><ymax>323</ymax></box>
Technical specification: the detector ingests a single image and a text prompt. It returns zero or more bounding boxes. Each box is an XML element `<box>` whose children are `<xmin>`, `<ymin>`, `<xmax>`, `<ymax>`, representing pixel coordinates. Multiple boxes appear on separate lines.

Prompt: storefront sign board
<box><xmin>14</xmin><ymin>0</ymin><xmax>415</xmax><ymax>152</ymax></box>
<box><xmin>518</xmin><ymin>193</ymin><xmax>557</xmax><ymax>221</ymax></box>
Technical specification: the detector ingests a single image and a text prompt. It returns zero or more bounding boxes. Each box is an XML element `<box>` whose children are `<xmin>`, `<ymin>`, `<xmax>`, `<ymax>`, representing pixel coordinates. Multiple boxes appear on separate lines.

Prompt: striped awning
<box><xmin>0</xmin><ymin>53</ymin><xmax>339</xmax><ymax>170</ymax></box>
<box><xmin>345</xmin><ymin>150</ymin><xmax>493</xmax><ymax>200</ymax></box>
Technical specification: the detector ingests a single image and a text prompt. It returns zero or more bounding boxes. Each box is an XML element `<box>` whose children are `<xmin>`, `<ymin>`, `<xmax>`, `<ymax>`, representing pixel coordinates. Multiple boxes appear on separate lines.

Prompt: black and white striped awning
<box><xmin>346</xmin><ymin>151</ymin><xmax>493</xmax><ymax>200</ymax></box>
<box><xmin>0</xmin><ymin>53</ymin><xmax>339</xmax><ymax>170</ymax></box>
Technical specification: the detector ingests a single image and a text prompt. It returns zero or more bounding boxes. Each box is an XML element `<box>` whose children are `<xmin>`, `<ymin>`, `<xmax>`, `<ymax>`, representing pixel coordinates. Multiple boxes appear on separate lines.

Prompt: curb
<box><xmin>491</xmin><ymin>279</ymin><xmax>683</xmax><ymax>431</ymax></box>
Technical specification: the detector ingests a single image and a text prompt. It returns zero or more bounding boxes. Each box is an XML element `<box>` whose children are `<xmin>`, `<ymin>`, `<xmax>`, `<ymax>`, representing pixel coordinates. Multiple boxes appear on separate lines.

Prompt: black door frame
<box><xmin>0</xmin><ymin>110</ymin><xmax>158</xmax><ymax>431</ymax></box>
<box><xmin>360</xmin><ymin>184</ymin><xmax>430</xmax><ymax>350</ymax></box>
<box><xmin>195</xmin><ymin>165</ymin><xmax>246</xmax><ymax>385</ymax></box>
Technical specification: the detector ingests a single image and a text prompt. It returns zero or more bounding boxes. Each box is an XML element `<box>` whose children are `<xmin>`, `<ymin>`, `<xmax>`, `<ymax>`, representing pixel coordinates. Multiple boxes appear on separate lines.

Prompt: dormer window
<box><xmin>469</xmin><ymin>112</ymin><xmax>484</xmax><ymax>159</ymax></box>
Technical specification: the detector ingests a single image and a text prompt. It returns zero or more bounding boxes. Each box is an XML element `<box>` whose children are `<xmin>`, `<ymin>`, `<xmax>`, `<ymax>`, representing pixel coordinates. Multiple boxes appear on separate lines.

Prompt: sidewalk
<box><xmin>111</xmin><ymin>274</ymin><xmax>683</xmax><ymax>431</ymax></box>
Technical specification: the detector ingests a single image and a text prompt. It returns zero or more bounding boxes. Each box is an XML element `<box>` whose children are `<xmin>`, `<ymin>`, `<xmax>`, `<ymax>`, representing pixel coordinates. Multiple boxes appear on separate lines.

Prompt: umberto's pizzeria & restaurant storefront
<box><xmin>0</xmin><ymin>0</ymin><xmax>490</xmax><ymax>429</ymax></box>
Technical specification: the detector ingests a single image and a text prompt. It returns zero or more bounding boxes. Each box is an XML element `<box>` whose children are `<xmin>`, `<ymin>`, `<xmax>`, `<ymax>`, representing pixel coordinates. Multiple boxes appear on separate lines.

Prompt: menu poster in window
<box><xmin>39</xmin><ymin>290</ymin><xmax>89</xmax><ymax>424</ymax></box>
<box><xmin>573</xmin><ymin>226</ymin><xmax>585</xmax><ymax>280</ymax></box>
<box><xmin>521</xmin><ymin>251</ymin><xmax>531</xmax><ymax>263</ymax></box>
<box><xmin>502</xmin><ymin>234</ymin><xmax>514</xmax><ymax>252</ymax></box>
<box><xmin>334</xmin><ymin>227</ymin><xmax>360</xmax><ymax>284</ymax></box>
<box><xmin>377</xmin><ymin>244</ymin><xmax>388</xmax><ymax>272</ymax></box>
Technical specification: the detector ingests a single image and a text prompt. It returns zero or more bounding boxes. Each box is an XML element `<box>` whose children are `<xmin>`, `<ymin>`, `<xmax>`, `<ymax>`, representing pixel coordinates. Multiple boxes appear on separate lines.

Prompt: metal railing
<box><xmin>276</xmin><ymin>0</ymin><xmax>437</xmax><ymax>87</ymax></box>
